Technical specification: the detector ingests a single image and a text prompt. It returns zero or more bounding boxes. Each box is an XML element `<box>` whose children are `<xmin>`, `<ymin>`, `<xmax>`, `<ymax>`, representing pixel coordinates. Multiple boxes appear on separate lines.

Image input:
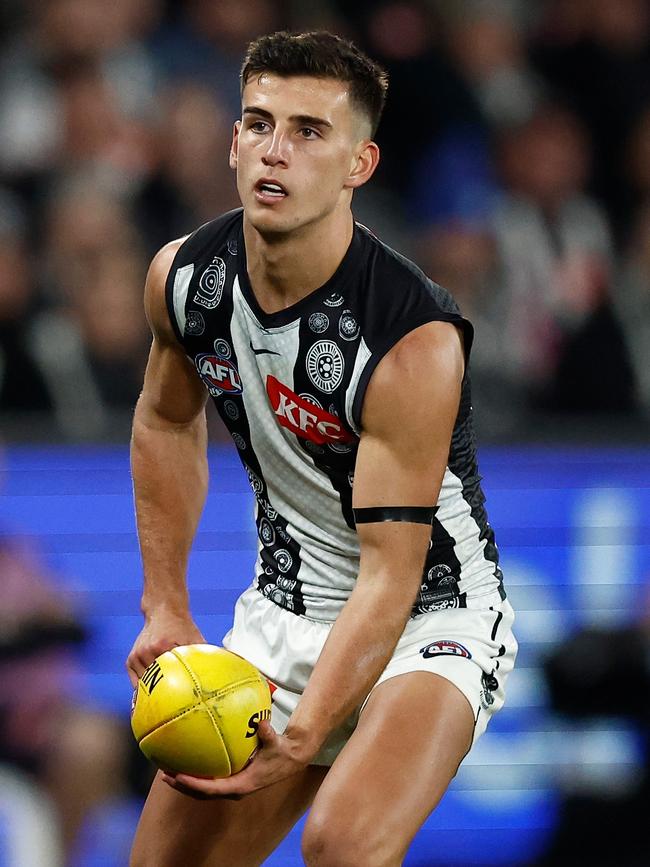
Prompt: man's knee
<box><xmin>302</xmin><ymin>804</ymin><xmax>399</xmax><ymax>867</ymax></box>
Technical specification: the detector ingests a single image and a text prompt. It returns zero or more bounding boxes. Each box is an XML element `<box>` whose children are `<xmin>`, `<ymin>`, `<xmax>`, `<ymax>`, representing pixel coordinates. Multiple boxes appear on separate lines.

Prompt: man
<box><xmin>127</xmin><ymin>30</ymin><xmax>517</xmax><ymax>866</ymax></box>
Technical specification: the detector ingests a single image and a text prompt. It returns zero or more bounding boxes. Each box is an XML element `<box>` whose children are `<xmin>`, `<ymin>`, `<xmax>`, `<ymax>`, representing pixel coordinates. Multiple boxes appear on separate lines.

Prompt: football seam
<box><xmin>170</xmin><ymin>648</ymin><xmax>232</xmax><ymax>775</ymax></box>
<box><xmin>136</xmin><ymin>702</ymin><xmax>201</xmax><ymax>742</ymax></box>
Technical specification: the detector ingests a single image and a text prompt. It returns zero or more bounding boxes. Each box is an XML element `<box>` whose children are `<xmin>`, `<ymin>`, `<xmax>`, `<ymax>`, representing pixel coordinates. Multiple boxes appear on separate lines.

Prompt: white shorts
<box><xmin>222</xmin><ymin>586</ymin><xmax>518</xmax><ymax>766</ymax></box>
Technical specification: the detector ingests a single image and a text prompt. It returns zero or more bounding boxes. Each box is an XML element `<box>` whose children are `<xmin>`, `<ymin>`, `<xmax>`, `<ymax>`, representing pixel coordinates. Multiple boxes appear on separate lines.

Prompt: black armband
<box><xmin>352</xmin><ymin>506</ymin><xmax>437</xmax><ymax>526</ymax></box>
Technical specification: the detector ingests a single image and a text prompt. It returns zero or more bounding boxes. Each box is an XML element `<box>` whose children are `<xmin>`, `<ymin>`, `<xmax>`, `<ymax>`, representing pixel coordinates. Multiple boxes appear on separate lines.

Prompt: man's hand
<box><xmin>126</xmin><ymin>609</ymin><xmax>205</xmax><ymax>688</ymax></box>
<box><xmin>160</xmin><ymin>720</ymin><xmax>313</xmax><ymax>799</ymax></box>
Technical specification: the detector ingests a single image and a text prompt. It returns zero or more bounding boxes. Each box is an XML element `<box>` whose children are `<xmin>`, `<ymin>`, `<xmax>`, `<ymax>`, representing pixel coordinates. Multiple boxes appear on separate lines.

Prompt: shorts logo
<box><xmin>306</xmin><ymin>341</ymin><xmax>344</xmax><ymax>393</ymax></box>
<box><xmin>196</xmin><ymin>353</ymin><xmax>243</xmax><ymax>395</ymax></box>
<box><xmin>419</xmin><ymin>640</ymin><xmax>471</xmax><ymax>659</ymax></box>
<box><xmin>194</xmin><ymin>257</ymin><xmax>226</xmax><ymax>309</ymax></box>
<box><xmin>338</xmin><ymin>310</ymin><xmax>359</xmax><ymax>341</ymax></box>
<box><xmin>308</xmin><ymin>312</ymin><xmax>329</xmax><ymax>333</ymax></box>
<box><xmin>185</xmin><ymin>310</ymin><xmax>205</xmax><ymax>336</ymax></box>
<box><xmin>324</xmin><ymin>292</ymin><xmax>345</xmax><ymax>307</ymax></box>
<box><xmin>480</xmin><ymin>672</ymin><xmax>498</xmax><ymax>709</ymax></box>
<box><xmin>267</xmin><ymin>376</ymin><xmax>354</xmax><ymax>445</ymax></box>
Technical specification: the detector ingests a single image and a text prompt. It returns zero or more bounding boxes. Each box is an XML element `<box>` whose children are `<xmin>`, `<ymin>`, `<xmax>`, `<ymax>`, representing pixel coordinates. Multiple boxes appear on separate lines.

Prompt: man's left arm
<box><xmin>163</xmin><ymin>320</ymin><xmax>464</xmax><ymax>798</ymax></box>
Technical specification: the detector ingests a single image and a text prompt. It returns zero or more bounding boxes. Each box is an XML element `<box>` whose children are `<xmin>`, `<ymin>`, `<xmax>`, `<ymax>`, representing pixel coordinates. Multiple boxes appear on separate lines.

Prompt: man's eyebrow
<box><xmin>243</xmin><ymin>106</ymin><xmax>333</xmax><ymax>129</ymax></box>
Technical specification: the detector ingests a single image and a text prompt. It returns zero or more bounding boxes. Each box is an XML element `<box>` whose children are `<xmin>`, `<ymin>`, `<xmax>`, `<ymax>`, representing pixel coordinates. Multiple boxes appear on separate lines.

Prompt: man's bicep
<box><xmin>136</xmin><ymin>237</ymin><xmax>208</xmax><ymax>430</ymax></box>
<box><xmin>353</xmin><ymin>321</ymin><xmax>464</xmax><ymax>512</ymax></box>
<box><xmin>138</xmin><ymin>339</ymin><xmax>208</xmax><ymax>429</ymax></box>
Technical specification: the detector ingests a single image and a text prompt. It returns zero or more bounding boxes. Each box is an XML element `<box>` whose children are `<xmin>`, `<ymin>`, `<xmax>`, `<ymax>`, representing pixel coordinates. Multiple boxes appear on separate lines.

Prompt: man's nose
<box><xmin>262</xmin><ymin>130</ymin><xmax>289</xmax><ymax>167</ymax></box>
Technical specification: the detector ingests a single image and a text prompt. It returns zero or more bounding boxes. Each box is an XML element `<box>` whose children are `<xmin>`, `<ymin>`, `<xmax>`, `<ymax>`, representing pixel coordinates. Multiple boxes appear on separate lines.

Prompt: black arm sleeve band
<box><xmin>352</xmin><ymin>506</ymin><xmax>437</xmax><ymax>526</ymax></box>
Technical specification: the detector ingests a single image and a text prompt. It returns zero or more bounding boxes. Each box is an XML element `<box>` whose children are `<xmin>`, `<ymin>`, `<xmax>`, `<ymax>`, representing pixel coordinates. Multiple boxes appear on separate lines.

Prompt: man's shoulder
<box><xmin>354</xmin><ymin>222</ymin><xmax>461</xmax><ymax>317</ymax></box>
<box><xmin>172</xmin><ymin>208</ymin><xmax>243</xmax><ymax>269</ymax></box>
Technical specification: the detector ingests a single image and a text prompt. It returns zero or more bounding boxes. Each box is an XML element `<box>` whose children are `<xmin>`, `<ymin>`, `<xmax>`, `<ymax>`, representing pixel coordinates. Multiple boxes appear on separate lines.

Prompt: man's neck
<box><xmin>243</xmin><ymin>210</ymin><xmax>354</xmax><ymax>314</ymax></box>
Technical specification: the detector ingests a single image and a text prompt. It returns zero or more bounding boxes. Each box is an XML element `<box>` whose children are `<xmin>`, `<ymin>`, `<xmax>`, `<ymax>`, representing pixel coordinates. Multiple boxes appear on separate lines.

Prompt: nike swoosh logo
<box><xmin>249</xmin><ymin>340</ymin><xmax>281</xmax><ymax>357</ymax></box>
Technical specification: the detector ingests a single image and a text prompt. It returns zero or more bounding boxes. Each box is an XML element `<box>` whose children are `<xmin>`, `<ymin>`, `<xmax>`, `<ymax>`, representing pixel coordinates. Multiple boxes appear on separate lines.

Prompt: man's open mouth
<box><xmin>255</xmin><ymin>179</ymin><xmax>288</xmax><ymax>198</ymax></box>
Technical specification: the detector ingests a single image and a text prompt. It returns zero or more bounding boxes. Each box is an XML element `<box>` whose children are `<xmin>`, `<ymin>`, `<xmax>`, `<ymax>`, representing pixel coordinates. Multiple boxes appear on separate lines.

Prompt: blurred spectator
<box><xmin>0</xmin><ymin>189</ymin><xmax>54</xmax><ymax>415</ymax></box>
<box><xmin>531</xmin><ymin>0</ymin><xmax>650</xmax><ymax>238</ymax></box>
<box><xmin>615</xmin><ymin>204</ymin><xmax>650</xmax><ymax>417</ymax></box>
<box><xmin>136</xmin><ymin>83</ymin><xmax>240</xmax><ymax>255</ymax></box>
<box><xmin>445</xmin><ymin>0</ymin><xmax>543</xmax><ymax>128</ymax></box>
<box><xmin>491</xmin><ymin>105</ymin><xmax>637</xmax><ymax>418</ymax></box>
<box><xmin>0</xmin><ymin>0</ymin><xmax>159</xmax><ymax>193</ymax></box>
<box><xmin>0</xmin><ymin>528</ymin><xmax>128</xmax><ymax>861</ymax></box>
<box><xmin>149</xmin><ymin>0</ymin><xmax>284</xmax><ymax>117</ymax></box>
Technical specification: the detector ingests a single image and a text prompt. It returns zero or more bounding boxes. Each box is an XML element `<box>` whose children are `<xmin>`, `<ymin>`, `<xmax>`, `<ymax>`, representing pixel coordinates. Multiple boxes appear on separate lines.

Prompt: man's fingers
<box><xmin>256</xmin><ymin>719</ymin><xmax>276</xmax><ymax>744</ymax></box>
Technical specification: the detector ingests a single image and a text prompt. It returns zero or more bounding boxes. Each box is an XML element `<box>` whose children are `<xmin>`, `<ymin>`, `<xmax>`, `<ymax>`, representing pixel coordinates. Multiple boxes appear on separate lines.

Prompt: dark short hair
<box><xmin>241</xmin><ymin>31</ymin><xmax>388</xmax><ymax>137</ymax></box>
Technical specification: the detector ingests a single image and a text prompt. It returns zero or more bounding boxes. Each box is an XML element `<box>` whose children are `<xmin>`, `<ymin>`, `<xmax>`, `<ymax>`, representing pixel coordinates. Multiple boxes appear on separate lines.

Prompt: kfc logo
<box><xmin>266</xmin><ymin>376</ymin><xmax>354</xmax><ymax>446</ymax></box>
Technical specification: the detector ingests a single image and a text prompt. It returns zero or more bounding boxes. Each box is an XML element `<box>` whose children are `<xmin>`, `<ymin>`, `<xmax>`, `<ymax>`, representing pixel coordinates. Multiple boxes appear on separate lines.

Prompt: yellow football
<box><xmin>131</xmin><ymin>644</ymin><xmax>272</xmax><ymax>778</ymax></box>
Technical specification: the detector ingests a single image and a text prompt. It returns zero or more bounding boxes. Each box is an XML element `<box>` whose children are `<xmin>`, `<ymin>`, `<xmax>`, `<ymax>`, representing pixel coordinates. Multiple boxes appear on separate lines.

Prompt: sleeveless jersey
<box><xmin>166</xmin><ymin>209</ymin><xmax>506</xmax><ymax>622</ymax></box>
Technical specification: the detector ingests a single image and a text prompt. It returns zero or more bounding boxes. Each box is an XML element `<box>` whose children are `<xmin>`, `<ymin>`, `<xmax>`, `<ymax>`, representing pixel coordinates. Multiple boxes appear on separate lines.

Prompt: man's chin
<box><xmin>245</xmin><ymin>206</ymin><xmax>300</xmax><ymax>240</ymax></box>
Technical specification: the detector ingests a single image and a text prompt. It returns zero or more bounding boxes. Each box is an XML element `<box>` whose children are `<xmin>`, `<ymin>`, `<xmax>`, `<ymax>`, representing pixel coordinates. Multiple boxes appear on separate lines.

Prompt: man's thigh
<box><xmin>302</xmin><ymin>672</ymin><xmax>475</xmax><ymax>867</ymax></box>
<box><xmin>131</xmin><ymin>765</ymin><xmax>328</xmax><ymax>867</ymax></box>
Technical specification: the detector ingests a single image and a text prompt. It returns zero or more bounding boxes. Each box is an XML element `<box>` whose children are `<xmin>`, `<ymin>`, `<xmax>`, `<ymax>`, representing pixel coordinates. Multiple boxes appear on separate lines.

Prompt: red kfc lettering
<box><xmin>266</xmin><ymin>376</ymin><xmax>355</xmax><ymax>446</ymax></box>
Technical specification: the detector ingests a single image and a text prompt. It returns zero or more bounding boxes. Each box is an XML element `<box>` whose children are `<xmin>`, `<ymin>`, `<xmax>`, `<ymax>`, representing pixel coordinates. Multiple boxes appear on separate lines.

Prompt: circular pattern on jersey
<box><xmin>223</xmin><ymin>400</ymin><xmax>239</xmax><ymax>420</ymax></box>
<box><xmin>245</xmin><ymin>466</ymin><xmax>263</xmax><ymax>494</ymax></box>
<box><xmin>227</xmin><ymin>237</ymin><xmax>238</xmax><ymax>255</ymax></box>
<box><xmin>259</xmin><ymin>518</ymin><xmax>275</xmax><ymax>546</ymax></box>
<box><xmin>213</xmin><ymin>338</ymin><xmax>231</xmax><ymax>358</ymax></box>
<box><xmin>324</xmin><ymin>292</ymin><xmax>345</xmax><ymax>307</ymax></box>
<box><xmin>308</xmin><ymin>312</ymin><xmax>329</xmax><ymax>334</ymax></box>
<box><xmin>185</xmin><ymin>310</ymin><xmax>205</xmax><ymax>336</ymax></box>
<box><xmin>231</xmin><ymin>432</ymin><xmax>246</xmax><ymax>450</ymax></box>
<box><xmin>427</xmin><ymin>564</ymin><xmax>453</xmax><ymax>582</ymax></box>
<box><xmin>299</xmin><ymin>393</ymin><xmax>323</xmax><ymax>408</ymax></box>
<box><xmin>274</xmin><ymin>549</ymin><xmax>293</xmax><ymax>573</ymax></box>
<box><xmin>338</xmin><ymin>310</ymin><xmax>360</xmax><ymax>341</ymax></box>
<box><xmin>306</xmin><ymin>340</ymin><xmax>345</xmax><ymax>393</ymax></box>
<box><xmin>328</xmin><ymin>441</ymin><xmax>353</xmax><ymax>453</ymax></box>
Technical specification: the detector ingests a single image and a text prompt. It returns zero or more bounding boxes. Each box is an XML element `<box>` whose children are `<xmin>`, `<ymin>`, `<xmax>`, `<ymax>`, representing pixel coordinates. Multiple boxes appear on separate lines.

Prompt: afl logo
<box><xmin>306</xmin><ymin>341</ymin><xmax>344</xmax><ymax>393</ymax></box>
<box><xmin>194</xmin><ymin>257</ymin><xmax>226</xmax><ymax>309</ymax></box>
<box><xmin>195</xmin><ymin>354</ymin><xmax>243</xmax><ymax>395</ymax></box>
<box><xmin>338</xmin><ymin>310</ymin><xmax>359</xmax><ymax>341</ymax></box>
<box><xmin>308</xmin><ymin>312</ymin><xmax>329</xmax><ymax>334</ymax></box>
<box><xmin>419</xmin><ymin>640</ymin><xmax>471</xmax><ymax>659</ymax></box>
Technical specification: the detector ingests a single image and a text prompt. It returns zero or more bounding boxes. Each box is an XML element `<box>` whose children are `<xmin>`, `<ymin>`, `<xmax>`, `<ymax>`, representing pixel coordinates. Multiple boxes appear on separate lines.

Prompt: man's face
<box><xmin>230</xmin><ymin>74</ymin><xmax>369</xmax><ymax>236</ymax></box>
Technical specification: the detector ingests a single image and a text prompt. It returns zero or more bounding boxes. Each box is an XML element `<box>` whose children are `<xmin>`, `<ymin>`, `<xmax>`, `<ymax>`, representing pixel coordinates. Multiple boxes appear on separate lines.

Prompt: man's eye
<box><xmin>250</xmin><ymin>121</ymin><xmax>269</xmax><ymax>133</ymax></box>
<box><xmin>299</xmin><ymin>127</ymin><xmax>319</xmax><ymax>139</ymax></box>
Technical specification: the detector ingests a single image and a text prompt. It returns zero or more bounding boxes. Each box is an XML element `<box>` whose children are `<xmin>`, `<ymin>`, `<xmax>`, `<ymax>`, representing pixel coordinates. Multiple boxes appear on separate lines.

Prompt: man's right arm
<box><xmin>126</xmin><ymin>239</ymin><xmax>210</xmax><ymax>687</ymax></box>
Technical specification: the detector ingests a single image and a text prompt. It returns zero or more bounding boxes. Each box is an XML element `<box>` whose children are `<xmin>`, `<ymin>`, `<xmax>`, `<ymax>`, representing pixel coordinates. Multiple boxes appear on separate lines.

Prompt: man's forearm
<box><xmin>284</xmin><ymin>575</ymin><xmax>417</xmax><ymax>759</ymax></box>
<box><xmin>131</xmin><ymin>405</ymin><xmax>208</xmax><ymax>616</ymax></box>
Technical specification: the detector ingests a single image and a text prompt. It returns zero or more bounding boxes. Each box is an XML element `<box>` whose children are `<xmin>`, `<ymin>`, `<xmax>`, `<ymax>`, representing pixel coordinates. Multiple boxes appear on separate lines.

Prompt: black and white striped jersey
<box><xmin>166</xmin><ymin>208</ymin><xmax>506</xmax><ymax>622</ymax></box>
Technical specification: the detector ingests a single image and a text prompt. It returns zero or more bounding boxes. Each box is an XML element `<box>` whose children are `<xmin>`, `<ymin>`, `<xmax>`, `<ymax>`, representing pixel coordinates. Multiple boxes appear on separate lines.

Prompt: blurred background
<box><xmin>1</xmin><ymin>0</ymin><xmax>649</xmax><ymax>865</ymax></box>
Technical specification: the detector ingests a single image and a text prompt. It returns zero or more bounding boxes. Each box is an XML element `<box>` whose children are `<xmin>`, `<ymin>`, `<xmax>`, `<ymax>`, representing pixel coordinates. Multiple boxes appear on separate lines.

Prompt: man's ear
<box><xmin>229</xmin><ymin>120</ymin><xmax>241</xmax><ymax>170</ymax></box>
<box><xmin>344</xmin><ymin>140</ymin><xmax>380</xmax><ymax>190</ymax></box>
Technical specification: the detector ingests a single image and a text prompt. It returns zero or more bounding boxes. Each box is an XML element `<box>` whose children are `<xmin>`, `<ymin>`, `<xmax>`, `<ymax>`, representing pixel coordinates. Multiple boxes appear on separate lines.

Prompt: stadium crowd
<box><xmin>1</xmin><ymin>0</ymin><xmax>649</xmax><ymax>442</ymax></box>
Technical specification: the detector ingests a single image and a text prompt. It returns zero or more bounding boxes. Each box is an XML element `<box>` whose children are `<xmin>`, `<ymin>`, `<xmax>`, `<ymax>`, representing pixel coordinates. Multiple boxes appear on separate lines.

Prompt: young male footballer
<box><xmin>127</xmin><ymin>30</ymin><xmax>517</xmax><ymax>866</ymax></box>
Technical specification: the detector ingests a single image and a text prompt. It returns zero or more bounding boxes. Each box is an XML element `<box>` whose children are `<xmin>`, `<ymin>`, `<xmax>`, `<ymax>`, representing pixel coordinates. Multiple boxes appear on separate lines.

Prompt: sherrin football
<box><xmin>131</xmin><ymin>644</ymin><xmax>272</xmax><ymax>777</ymax></box>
